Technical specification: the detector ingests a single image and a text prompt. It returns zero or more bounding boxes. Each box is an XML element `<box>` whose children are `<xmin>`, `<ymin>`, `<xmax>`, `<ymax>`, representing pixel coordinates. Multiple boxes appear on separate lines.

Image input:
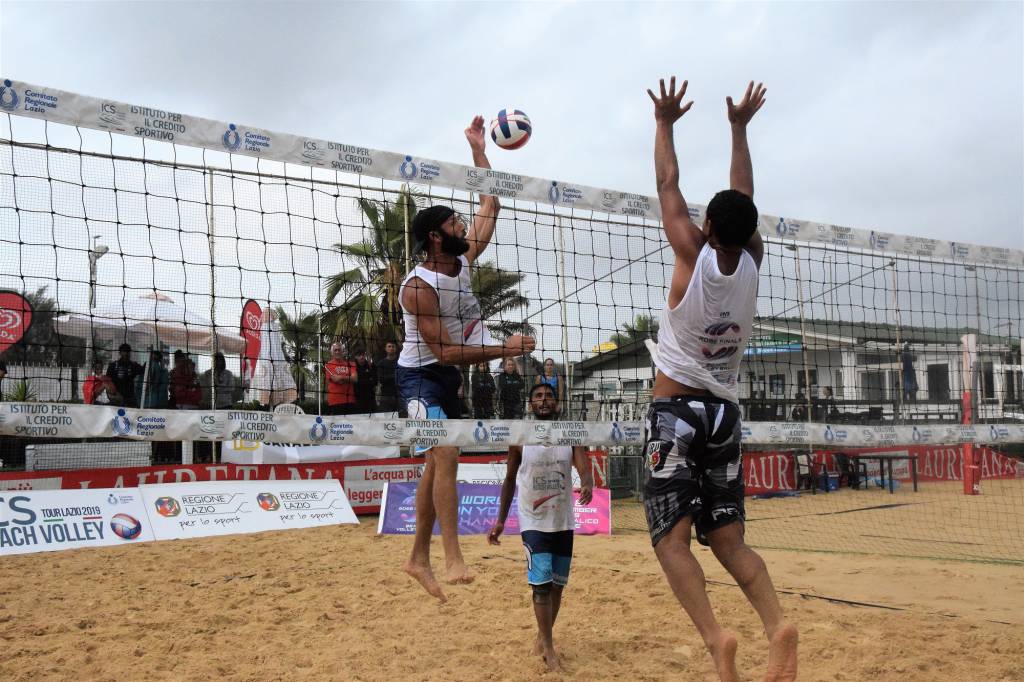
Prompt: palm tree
<box><xmin>322</xmin><ymin>187</ymin><xmax>535</xmax><ymax>354</ymax></box>
<box><xmin>321</xmin><ymin>186</ymin><xmax>417</xmax><ymax>356</ymax></box>
<box><xmin>471</xmin><ymin>261</ymin><xmax>535</xmax><ymax>340</ymax></box>
<box><xmin>275</xmin><ymin>306</ymin><xmax>324</xmax><ymax>403</ymax></box>
<box><xmin>609</xmin><ymin>313</ymin><xmax>659</xmax><ymax>348</ymax></box>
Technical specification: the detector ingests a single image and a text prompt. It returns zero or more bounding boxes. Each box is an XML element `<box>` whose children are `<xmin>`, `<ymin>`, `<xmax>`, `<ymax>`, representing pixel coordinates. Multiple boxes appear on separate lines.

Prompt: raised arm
<box><xmin>463</xmin><ymin>115</ymin><xmax>501</xmax><ymax>265</ymax></box>
<box><xmin>727</xmin><ymin>81</ymin><xmax>767</xmax><ymax>266</ymax></box>
<box><xmin>402</xmin><ymin>277</ymin><xmax>535</xmax><ymax>365</ymax></box>
<box><xmin>488</xmin><ymin>446</ymin><xmax>523</xmax><ymax>545</ymax></box>
<box><xmin>648</xmin><ymin>77</ymin><xmax>703</xmax><ymax>264</ymax></box>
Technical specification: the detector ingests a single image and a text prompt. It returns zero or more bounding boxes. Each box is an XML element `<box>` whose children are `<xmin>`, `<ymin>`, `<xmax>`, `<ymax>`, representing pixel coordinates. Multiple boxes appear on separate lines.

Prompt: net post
<box><xmin>961</xmin><ymin>333</ymin><xmax>981</xmax><ymax>495</ymax></box>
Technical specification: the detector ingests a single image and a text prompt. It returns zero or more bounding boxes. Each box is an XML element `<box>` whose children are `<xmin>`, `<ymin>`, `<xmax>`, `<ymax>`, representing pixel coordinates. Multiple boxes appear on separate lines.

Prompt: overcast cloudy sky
<box><xmin>2</xmin><ymin>1</ymin><xmax>1021</xmax><ymax>250</ymax></box>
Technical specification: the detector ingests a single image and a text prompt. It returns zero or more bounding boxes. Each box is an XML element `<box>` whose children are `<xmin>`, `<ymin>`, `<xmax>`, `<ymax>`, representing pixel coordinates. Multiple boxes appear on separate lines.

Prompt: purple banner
<box><xmin>376</xmin><ymin>482</ymin><xmax>611</xmax><ymax>536</ymax></box>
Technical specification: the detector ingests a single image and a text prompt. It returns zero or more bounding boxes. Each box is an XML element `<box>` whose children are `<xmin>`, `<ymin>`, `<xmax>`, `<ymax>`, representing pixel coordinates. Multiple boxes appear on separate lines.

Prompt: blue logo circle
<box><xmin>0</xmin><ymin>80</ymin><xmax>19</xmax><ymax>112</ymax></box>
<box><xmin>111</xmin><ymin>408</ymin><xmax>132</xmax><ymax>436</ymax></box>
<box><xmin>222</xmin><ymin>123</ymin><xmax>241</xmax><ymax>151</ymax></box>
<box><xmin>400</xmin><ymin>155</ymin><xmax>417</xmax><ymax>179</ymax></box>
<box><xmin>310</xmin><ymin>415</ymin><xmax>328</xmax><ymax>442</ymax></box>
<box><xmin>474</xmin><ymin>421</ymin><xmax>489</xmax><ymax>443</ymax></box>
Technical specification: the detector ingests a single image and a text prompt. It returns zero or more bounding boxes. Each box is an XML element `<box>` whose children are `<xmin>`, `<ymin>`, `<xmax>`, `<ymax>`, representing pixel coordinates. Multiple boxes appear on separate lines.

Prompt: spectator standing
<box><xmin>354</xmin><ymin>349</ymin><xmax>377</xmax><ymax>413</ymax></box>
<box><xmin>141</xmin><ymin>350</ymin><xmax>169</xmax><ymax>408</ymax></box>
<box><xmin>496</xmin><ymin>357</ymin><xmax>526</xmax><ymax>419</ymax></box>
<box><xmin>324</xmin><ymin>341</ymin><xmax>358</xmax><ymax>415</ymax></box>
<box><xmin>83</xmin><ymin>360</ymin><xmax>120</xmax><ymax>405</ymax></box>
<box><xmin>169</xmin><ymin>350</ymin><xmax>202</xmax><ymax>409</ymax></box>
<box><xmin>200</xmin><ymin>352</ymin><xmax>237</xmax><ymax>410</ymax></box>
<box><xmin>106</xmin><ymin>343</ymin><xmax>144</xmax><ymax>407</ymax></box>
<box><xmin>376</xmin><ymin>341</ymin><xmax>400</xmax><ymax>414</ymax></box>
<box><xmin>471</xmin><ymin>361</ymin><xmax>496</xmax><ymax>419</ymax></box>
<box><xmin>535</xmin><ymin>357</ymin><xmax>564</xmax><ymax>403</ymax></box>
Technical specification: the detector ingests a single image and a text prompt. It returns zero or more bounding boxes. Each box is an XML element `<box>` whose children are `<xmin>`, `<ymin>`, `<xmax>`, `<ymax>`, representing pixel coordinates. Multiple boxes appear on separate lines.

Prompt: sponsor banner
<box><xmin>139</xmin><ymin>480</ymin><xmax>356</xmax><ymax>540</ymax></box>
<box><xmin>742</xmin><ymin>445</ymin><xmax>1024</xmax><ymax>494</ymax></box>
<box><xmin>3</xmin><ymin>403</ymin><xmax>1024</xmax><ymax>447</ymax></box>
<box><xmin>2</xmin><ymin>78</ymin><xmax>1020</xmax><ymax>266</ymax></box>
<box><xmin>0</xmin><ymin>487</ymin><xmax>153</xmax><ymax>555</ymax></box>
<box><xmin>239</xmin><ymin>300</ymin><xmax>262</xmax><ymax>380</ymax></box>
<box><xmin>0</xmin><ymin>289</ymin><xmax>34</xmax><ymax>354</ymax></box>
<box><xmin>377</xmin><ymin>482</ymin><xmax>611</xmax><ymax>536</ymax></box>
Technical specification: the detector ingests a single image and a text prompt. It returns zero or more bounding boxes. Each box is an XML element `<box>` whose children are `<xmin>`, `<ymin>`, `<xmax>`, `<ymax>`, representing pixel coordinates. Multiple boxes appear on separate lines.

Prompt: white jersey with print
<box><xmin>516</xmin><ymin>444</ymin><xmax>574</xmax><ymax>533</ymax></box>
<box><xmin>655</xmin><ymin>242</ymin><xmax>759</xmax><ymax>403</ymax></box>
<box><xmin>398</xmin><ymin>255</ymin><xmax>492</xmax><ymax>368</ymax></box>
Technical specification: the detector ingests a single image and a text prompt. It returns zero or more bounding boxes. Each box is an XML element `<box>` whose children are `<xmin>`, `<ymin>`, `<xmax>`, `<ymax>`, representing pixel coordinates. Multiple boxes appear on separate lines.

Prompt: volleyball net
<box><xmin>0</xmin><ymin>79</ymin><xmax>1022</xmax><ymax>562</ymax></box>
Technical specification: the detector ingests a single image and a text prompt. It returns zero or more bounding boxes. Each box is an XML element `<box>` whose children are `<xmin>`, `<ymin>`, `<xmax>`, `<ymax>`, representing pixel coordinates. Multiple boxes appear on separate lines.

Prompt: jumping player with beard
<box><xmin>488</xmin><ymin>383</ymin><xmax>594</xmax><ymax>672</ymax></box>
<box><xmin>397</xmin><ymin>115</ymin><xmax>536</xmax><ymax>601</ymax></box>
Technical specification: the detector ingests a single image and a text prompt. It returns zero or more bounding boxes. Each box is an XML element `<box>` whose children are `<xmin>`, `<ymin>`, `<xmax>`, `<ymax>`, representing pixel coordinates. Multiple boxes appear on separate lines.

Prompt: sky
<box><xmin>2</xmin><ymin>0</ymin><xmax>1022</xmax><ymax>250</ymax></box>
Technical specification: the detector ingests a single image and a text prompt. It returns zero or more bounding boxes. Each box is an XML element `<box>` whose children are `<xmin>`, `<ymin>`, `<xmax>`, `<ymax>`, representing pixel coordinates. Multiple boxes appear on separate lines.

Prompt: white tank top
<box><xmin>655</xmin><ymin>243</ymin><xmax>759</xmax><ymax>403</ymax></box>
<box><xmin>398</xmin><ymin>255</ymin><xmax>492</xmax><ymax>368</ymax></box>
<box><xmin>516</xmin><ymin>444</ymin><xmax>574</xmax><ymax>533</ymax></box>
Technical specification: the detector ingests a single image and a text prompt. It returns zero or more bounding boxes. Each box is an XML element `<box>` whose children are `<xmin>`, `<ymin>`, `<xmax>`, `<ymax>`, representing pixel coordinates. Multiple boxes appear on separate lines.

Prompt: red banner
<box><xmin>0</xmin><ymin>290</ymin><xmax>33</xmax><ymax>354</ymax></box>
<box><xmin>239</xmin><ymin>299</ymin><xmax>262</xmax><ymax>379</ymax></box>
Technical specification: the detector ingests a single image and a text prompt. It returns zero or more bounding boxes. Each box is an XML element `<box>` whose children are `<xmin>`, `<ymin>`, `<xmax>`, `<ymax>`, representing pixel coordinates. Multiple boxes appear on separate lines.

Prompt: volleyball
<box><xmin>109</xmin><ymin>513</ymin><xmax>143</xmax><ymax>540</ymax></box>
<box><xmin>489</xmin><ymin>109</ymin><xmax>532</xmax><ymax>150</ymax></box>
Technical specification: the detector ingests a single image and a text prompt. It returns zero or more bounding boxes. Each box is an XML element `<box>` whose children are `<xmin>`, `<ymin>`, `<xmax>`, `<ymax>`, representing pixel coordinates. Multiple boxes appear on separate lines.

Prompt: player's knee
<box><xmin>532</xmin><ymin>582</ymin><xmax>552</xmax><ymax>604</ymax></box>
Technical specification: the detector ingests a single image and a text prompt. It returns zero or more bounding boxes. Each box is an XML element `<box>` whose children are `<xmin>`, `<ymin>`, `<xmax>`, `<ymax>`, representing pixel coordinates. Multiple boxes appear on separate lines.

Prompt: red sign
<box><xmin>239</xmin><ymin>299</ymin><xmax>262</xmax><ymax>379</ymax></box>
<box><xmin>0</xmin><ymin>291</ymin><xmax>33</xmax><ymax>354</ymax></box>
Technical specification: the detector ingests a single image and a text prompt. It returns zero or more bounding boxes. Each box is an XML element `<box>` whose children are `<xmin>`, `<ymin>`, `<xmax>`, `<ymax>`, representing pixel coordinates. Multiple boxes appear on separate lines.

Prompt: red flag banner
<box><xmin>0</xmin><ymin>291</ymin><xmax>33</xmax><ymax>354</ymax></box>
<box><xmin>240</xmin><ymin>299</ymin><xmax>262</xmax><ymax>379</ymax></box>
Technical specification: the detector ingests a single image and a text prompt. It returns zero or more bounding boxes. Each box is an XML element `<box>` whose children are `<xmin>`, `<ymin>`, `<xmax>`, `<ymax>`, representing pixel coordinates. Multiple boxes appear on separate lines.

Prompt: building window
<box><xmin>622</xmin><ymin>380</ymin><xmax>644</xmax><ymax>392</ymax></box>
<box><xmin>861</xmin><ymin>371</ymin><xmax>886</xmax><ymax>401</ymax></box>
<box><xmin>927</xmin><ymin>364</ymin><xmax>950</xmax><ymax>401</ymax></box>
<box><xmin>768</xmin><ymin>374</ymin><xmax>785</xmax><ymax>397</ymax></box>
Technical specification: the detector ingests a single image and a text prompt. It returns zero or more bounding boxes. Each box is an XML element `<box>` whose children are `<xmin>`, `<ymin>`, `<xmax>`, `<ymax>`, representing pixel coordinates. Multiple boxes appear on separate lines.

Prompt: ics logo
<box><xmin>256</xmin><ymin>492</ymin><xmax>280</xmax><ymax>511</ymax></box>
<box><xmin>110</xmin><ymin>513</ymin><xmax>143</xmax><ymax>540</ymax></box>
<box><xmin>465</xmin><ymin>168</ymin><xmax>485</xmax><ymax>188</ymax></box>
<box><xmin>154</xmin><ymin>496</ymin><xmax>181</xmax><ymax>517</ymax></box>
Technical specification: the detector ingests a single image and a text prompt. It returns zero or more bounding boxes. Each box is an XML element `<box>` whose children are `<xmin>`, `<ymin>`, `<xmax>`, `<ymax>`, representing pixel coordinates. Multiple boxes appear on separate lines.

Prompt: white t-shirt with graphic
<box><xmin>516</xmin><ymin>445</ymin><xmax>574</xmax><ymax>533</ymax></box>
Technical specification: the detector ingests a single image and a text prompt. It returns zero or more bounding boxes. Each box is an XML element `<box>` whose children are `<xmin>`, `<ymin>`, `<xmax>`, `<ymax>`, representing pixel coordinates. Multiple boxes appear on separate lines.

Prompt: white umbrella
<box><xmin>249</xmin><ymin>307</ymin><xmax>297</xmax><ymax>407</ymax></box>
<box><xmin>54</xmin><ymin>292</ymin><xmax>245</xmax><ymax>355</ymax></box>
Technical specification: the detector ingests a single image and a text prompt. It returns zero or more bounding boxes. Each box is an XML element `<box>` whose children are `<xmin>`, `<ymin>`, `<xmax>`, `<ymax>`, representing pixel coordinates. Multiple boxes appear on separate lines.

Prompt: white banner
<box><xmin>1</xmin><ymin>402</ymin><xmax>1022</xmax><ymax>446</ymax></box>
<box><xmin>138</xmin><ymin>480</ymin><xmax>356</xmax><ymax>540</ymax></box>
<box><xmin>1</xmin><ymin>78</ymin><xmax>1021</xmax><ymax>267</ymax></box>
<box><xmin>0</xmin><ymin>487</ymin><xmax>154</xmax><ymax>555</ymax></box>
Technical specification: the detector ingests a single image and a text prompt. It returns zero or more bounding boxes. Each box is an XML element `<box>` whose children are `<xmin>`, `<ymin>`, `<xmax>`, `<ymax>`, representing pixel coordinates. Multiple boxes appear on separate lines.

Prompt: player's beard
<box><xmin>440</xmin><ymin>232</ymin><xmax>470</xmax><ymax>256</ymax></box>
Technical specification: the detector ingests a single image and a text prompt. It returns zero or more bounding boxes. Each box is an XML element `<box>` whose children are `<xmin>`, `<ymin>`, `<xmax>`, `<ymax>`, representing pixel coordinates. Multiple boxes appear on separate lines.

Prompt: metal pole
<box><xmin>207</xmin><ymin>169</ymin><xmax>219</xmax><ymax>412</ymax></box>
<box><xmin>890</xmin><ymin>261</ymin><xmax>903</xmax><ymax>421</ymax></box>
<box><xmin>403</xmin><ymin>183</ymin><xmax>411</xmax><ymax>275</ymax></box>
<box><xmin>556</xmin><ymin>216</ymin><xmax>572</xmax><ymax>416</ymax></box>
<box><xmin>790</xmin><ymin>246</ymin><xmax>814</xmax><ymax>425</ymax></box>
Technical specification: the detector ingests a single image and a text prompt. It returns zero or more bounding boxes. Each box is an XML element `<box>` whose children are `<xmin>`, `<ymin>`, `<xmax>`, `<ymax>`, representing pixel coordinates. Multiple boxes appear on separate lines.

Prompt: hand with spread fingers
<box><xmin>647</xmin><ymin>76</ymin><xmax>694</xmax><ymax>125</ymax></box>
<box><xmin>727</xmin><ymin>81</ymin><xmax>767</xmax><ymax>127</ymax></box>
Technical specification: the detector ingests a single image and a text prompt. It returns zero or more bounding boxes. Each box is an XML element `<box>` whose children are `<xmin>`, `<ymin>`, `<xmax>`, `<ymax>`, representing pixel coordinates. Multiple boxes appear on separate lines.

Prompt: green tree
<box><xmin>322</xmin><ymin>187</ymin><xmax>535</xmax><ymax>354</ymax></box>
<box><xmin>608</xmin><ymin>314</ymin><xmax>659</xmax><ymax>348</ymax></box>
<box><xmin>275</xmin><ymin>306</ymin><xmax>326</xmax><ymax>403</ymax></box>
<box><xmin>471</xmin><ymin>261</ymin><xmax>535</xmax><ymax>340</ymax></box>
<box><xmin>321</xmin><ymin>186</ymin><xmax>417</xmax><ymax>356</ymax></box>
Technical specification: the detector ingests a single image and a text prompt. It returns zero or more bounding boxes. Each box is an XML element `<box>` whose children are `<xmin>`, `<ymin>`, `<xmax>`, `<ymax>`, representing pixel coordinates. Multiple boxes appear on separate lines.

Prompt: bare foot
<box><xmin>541</xmin><ymin>646</ymin><xmax>562</xmax><ymax>673</ymax></box>
<box><xmin>764</xmin><ymin>623</ymin><xmax>798</xmax><ymax>682</ymax></box>
<box><xmin>403</xmin><ymin>560</ymin><xmax>447</xmax><ymax>602</ymax></box>
<box><xmin>444</xmin><ymin>559</ymin><xmax>475</xmax><ymax>585</ymax></box>
<box><xmin>708</xmin><ymin>630</ymin><xmax>740</xmax><ymax>682</ymax></box>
